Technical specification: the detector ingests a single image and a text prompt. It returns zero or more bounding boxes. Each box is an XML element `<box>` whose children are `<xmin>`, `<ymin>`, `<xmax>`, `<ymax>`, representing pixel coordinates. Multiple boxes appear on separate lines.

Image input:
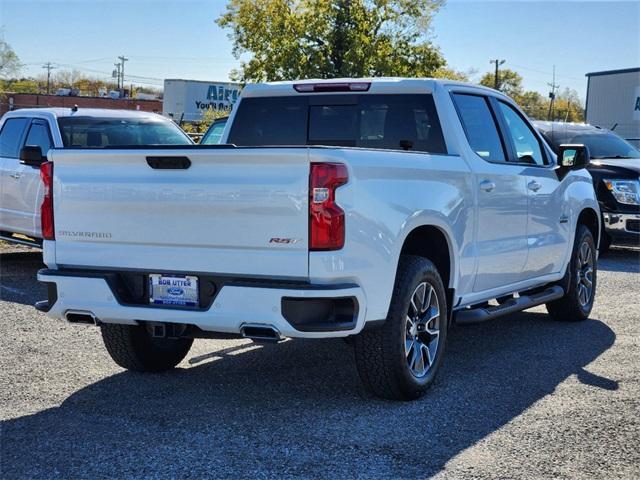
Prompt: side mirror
<box><xmin>558</xmin><ymin>144</ymin><xmax>590</xmax><ymax>170</ymax></box>
<box><xmin>19</xmin><ymin>146</ymin><xmax>46</xmax><ymax>167</ymax></box>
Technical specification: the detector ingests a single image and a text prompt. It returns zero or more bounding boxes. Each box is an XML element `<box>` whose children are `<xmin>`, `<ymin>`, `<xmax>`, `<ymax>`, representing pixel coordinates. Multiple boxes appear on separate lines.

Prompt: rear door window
<box><xmin>452</xmin><ymin>94</ymin><xmax>506</xmax><ymax>162</ymax></box>
<box><xmin>0</xmin><ymin>118</ymin><xmax>29</xmax><ymax>158</ymax></box>
<box><xmin>228</xmin><ymin>94</ymin><xmax>447</xmax><ymax>154</ymax></box>
<box><xmin>24</xmin><ymin>120</ymin><xmax>53</xmax><ymax>155</ymax></box>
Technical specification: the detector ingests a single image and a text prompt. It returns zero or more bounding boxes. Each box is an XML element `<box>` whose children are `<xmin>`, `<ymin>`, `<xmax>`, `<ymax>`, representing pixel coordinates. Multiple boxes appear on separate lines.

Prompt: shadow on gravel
<box><xmin>1</xmin><ymin>310</ymin><xmax>616</xmax><ymax>478</ymax></box>
<box><xmin>0</xmin><ymin>251</ymin><xmax>46</xmax><ymax>306</ymax></box>
<box><xmin>597</xmin><ymin>248</ymin><xmax>640</xmax><ymax>273</ymax></box>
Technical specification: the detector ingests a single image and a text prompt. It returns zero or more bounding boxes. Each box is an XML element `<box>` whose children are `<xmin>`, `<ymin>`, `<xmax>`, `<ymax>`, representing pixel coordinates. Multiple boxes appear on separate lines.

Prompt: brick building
<box><xmin>0</xmin><ymin>93</ymin><xmax>163</xmax><ymax>116</ymax></box>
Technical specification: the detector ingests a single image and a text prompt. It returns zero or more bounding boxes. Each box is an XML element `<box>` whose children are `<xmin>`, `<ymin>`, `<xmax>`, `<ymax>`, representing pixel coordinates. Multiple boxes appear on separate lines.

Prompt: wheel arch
<box><xmin>400</xmin><ymin>225</ymin><xmax>453</xmax><ymax>288</ymax></box>
<box><xmin>398</xmin><ymin>225</ymin><xmax>456</xmax><ymax>323</ymax></box>
<box><xmin>577</xmin><ymin>207</ymin><xmax>600</xmax><ymax>248</ymax></box>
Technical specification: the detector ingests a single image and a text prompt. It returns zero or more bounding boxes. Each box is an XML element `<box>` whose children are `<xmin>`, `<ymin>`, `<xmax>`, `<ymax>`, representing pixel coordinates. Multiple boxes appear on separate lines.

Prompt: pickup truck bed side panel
<box><xmin>308</xmin><ymin>148</ymin><xmax>475</xmax><ymax>322</ymax></box>
<box><xmin>49</xmin><ymin>148</ymin><xmax>310</xmax><ymax>278</ymax></box>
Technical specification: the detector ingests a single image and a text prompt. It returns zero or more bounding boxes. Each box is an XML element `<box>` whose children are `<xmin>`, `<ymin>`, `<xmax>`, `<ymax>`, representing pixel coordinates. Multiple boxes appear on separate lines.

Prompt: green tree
<box><xmin>4</xmin><ymin>78</ymin><xmax>40</xmax><ymax>93</ymax></box>
<box><xmin>477</xmin><ymin>69</ymin><xmax>585</xmax><ymax>122</ymax></box>
<box><xmin>432</xmin><ymin>66</ymin><xmax>469</xmax><ymax>82</ymax></box>
<box><xmin>0</xmin><ymin>37</ymin><xmax>22</xmax><ymax>79</ymax></box>
<box><xmin>551</xmin><ymin>88</ymin><xmax>584</xmax><ymax>122</ymax></box>
<box><xmin>479</xmin><ymin>68</ymin><xmax>523</xmax><ymax>97</ymax></box>
<box><xmin>517</xmin><ymin>90</ymin><xmax>548</xmax><ymax>120</ymax></box>
<box><xmin>217</xmin><ymin>0</ymin><xmax>447</xmax><ymax>82</ymax></box>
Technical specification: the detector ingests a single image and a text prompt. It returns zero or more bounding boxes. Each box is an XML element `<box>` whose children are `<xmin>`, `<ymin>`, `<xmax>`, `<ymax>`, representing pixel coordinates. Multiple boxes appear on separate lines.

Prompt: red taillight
<box><xmin>40</xmin><ymin>161</ymin><xmax>54</xmax><ymax>240</ymax></box>
<box><xmin>309</xmin><ymin>163</ymin><xmax>348</xmax><ymax>251</ymax></box>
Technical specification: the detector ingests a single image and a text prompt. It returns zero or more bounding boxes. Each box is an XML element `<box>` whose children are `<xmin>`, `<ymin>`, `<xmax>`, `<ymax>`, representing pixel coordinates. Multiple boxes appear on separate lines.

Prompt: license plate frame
<box><xmin>149</xmin><ymin>274</ymin><xmax>199</xmax><ymax>307</ymax></box>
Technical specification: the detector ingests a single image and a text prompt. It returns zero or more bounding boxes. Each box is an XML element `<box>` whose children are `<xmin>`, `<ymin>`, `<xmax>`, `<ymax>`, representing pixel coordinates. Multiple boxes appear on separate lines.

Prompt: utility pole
<box><xmin>490</xmin><ymin>59</ymin><xmax>506</xmax><ymax>90</ymax></box>
<box><xmin>547</xmin><ymin>65</ymin><xmax>560</xmax><ymax>120</ymax></box>
<box><xmin>42</xmin><ymin>62</ymin><xmax>56</xmax><ymax>95</ymax></box>
<box><xmin>118</xmin><ymin>55</ymin><xmax>129</xmax><ymax>96</ymax></box>
<box><xmin>113</xmin><ymin>63</ymin><xmax>122</xmax><ymax>89</ymax></box>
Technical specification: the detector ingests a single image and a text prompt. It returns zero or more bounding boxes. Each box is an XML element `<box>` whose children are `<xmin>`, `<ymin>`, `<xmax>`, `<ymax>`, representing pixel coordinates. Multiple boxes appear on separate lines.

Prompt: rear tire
<box><xmin>546</xmin><ymin>225</ymin><xmax>597</xmax><ymax>322</ymax></box>
<box><xmin>100</xmin><ymin>324</ymin><xmax>193</xmax><ymax>372</ymax></box>
<box><xmin>354</xmin><ymin>255</ymin><xmax>448</xmax><ymax>400</ymax></box>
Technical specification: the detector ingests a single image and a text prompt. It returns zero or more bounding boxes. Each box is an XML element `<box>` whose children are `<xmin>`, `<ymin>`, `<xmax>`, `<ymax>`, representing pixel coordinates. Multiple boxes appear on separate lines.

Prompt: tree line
<box><xmin>1</xmin><ymin>0</ymin><xmax>584</xmax><ymax>121</ymax></box>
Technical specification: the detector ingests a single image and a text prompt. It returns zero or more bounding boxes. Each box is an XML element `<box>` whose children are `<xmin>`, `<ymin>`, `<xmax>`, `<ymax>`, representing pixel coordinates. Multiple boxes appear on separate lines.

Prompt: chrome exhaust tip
<box><xmin>65</xmin><ymin>310</ymin><xmax>97</xmax><ymax>325</ymax></box>
<box><xmin>240</xmin><ymin>323</ymin><xmax>282</xmax><ymax>343</ymax></box>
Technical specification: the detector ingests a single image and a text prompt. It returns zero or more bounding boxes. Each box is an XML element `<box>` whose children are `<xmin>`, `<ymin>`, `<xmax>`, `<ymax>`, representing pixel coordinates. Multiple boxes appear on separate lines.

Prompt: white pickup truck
<box><xmin>36</xmin><ymin>78</ymin><xmax>600</xmax><ymax>400</ymax></box>
<box><xmin>0</xmin><ymin>108</ymin><xmax>192</xmax><ymax>246</ymax></box>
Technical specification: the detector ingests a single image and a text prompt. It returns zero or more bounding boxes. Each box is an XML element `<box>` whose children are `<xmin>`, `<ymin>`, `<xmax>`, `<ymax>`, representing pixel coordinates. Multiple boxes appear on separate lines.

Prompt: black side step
<box><xmin>454</xmin><ymin>285</ymin><xmax>564</xmax><ymax>325</ymax></box>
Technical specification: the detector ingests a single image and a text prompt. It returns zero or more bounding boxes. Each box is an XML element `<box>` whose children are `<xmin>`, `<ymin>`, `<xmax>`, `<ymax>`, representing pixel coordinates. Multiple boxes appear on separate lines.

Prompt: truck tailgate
<box><xmin>49</xmin><ymin>148</ymin><xmax>310</xmax><ymax>278</ymax></box>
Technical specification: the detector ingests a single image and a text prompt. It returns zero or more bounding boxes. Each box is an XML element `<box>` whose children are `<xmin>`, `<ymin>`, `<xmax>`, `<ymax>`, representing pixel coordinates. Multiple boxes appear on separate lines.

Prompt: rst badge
<box><xmin>269</xmin><ymin>237</ymin><xmax>301</xmax><ymax>245</ymax></box>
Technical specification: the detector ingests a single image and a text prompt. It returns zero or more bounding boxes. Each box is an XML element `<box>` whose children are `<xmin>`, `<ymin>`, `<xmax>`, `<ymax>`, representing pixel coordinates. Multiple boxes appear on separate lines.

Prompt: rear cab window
<box><xmin>228</xmin><ymin>94</ymin><xmax>447</xmax><ymax>154</ymax></box>
<box><xmin>0</xmin><ymin>118</ymin><xmax>30</xmax><ymax>158</ymax></box>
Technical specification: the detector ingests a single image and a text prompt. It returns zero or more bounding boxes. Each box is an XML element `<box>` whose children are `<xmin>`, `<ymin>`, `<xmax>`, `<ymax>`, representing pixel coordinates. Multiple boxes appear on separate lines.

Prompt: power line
<box><xmin>510</xmin><ymin>63</ymin><xmax>584</xmax><ymax>82</ymax></box>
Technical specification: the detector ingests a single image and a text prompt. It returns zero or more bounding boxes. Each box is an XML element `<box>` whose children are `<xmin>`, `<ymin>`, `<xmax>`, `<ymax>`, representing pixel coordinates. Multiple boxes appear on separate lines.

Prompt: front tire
<box><xmin>354</xmin><ymin>255</ymin><xmax>448</xmax><ymax>400</ymax></box>
<box><xmin>546</xmin><ymin>224</ymin><xmax>597</xmax><ymax>321</ymax></box>
<box><xmin>100</xmin><ymin>324</ymin><xmax>193</xmax><ymax>372</ymax></box>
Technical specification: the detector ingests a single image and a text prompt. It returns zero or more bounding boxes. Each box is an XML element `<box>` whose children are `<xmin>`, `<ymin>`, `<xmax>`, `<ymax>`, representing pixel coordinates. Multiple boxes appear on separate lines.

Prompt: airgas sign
<box><xmin>163</xmin><ymin>79</ymin><xmax>242</xmax><ymax>122</ymax></box>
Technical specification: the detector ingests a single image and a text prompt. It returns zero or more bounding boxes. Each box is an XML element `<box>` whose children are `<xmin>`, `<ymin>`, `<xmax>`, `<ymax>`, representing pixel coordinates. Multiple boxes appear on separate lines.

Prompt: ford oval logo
<box><xmin>167</xmin><ymin>287</ymin><xmax>184</xmax><ymax>296</ymax></box>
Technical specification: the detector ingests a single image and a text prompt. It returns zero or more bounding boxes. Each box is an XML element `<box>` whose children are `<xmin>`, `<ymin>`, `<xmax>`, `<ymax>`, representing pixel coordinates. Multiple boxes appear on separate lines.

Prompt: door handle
<box><xmin>9</xmin><ymin>172</ymin><xmax>21</xmax><ymax>180</ymax></box>
<box><xmin>479</xmin><ymin>180</ymin><xmax>496</xmax><ymax>192</ymax></box>
<box><xmin>527</xmin><ymin>180</ymin><xmax>542</xmax><ymax>192</ymax></box>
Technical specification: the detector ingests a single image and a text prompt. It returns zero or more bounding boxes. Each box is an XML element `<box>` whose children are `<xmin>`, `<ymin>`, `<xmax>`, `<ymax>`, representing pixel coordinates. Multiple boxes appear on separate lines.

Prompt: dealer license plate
<box><xmin>149</xmin><ymin>274</ymin><xmax>199</xmax><ymax>307</ymax></box>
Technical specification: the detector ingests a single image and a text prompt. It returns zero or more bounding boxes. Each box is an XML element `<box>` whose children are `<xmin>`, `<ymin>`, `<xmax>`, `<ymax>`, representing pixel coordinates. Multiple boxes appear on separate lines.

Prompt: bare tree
<box><xmin>0</xmin><ymin>37</ymin><xmax>22</xmax><ymax>79</ymax></box>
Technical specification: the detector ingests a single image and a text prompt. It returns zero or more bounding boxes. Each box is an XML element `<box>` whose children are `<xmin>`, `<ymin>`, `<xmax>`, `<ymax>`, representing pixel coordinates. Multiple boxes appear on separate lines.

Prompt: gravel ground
<box><xmin>1</xmin><ymin>241</ymin><xmax>638</xmax><ymax>479</ymax></box>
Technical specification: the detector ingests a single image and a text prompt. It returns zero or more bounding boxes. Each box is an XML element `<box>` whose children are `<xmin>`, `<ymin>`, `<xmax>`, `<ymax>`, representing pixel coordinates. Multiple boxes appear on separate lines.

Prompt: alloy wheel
<box><xmin>405</xmin><ymin>282</ymin><xmax>440</xmax><ymax>378</ymax></box>
<box><xmin>576</xmin><ymin>241</ymin><xmax>594</xmax><ymax>307</ymax></box>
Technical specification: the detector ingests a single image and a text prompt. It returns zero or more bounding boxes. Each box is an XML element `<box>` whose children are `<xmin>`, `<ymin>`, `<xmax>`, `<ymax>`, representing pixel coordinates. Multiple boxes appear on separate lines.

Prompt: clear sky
<box><xmin>1</xmin><ymin>0</ymin><xmax>638</xmax><ymax>101</ymax></box>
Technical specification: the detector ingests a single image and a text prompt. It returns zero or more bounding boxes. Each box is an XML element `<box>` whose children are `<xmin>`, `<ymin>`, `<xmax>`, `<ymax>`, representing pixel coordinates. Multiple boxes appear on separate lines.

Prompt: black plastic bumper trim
<box><xmin>281</xmin><ymin>296</ymin><xmax>359</xmax><ymax>332</ymax></box>
<box><xmin>34</xmin><ymin>282</ymin><xmax>58</xmax><ymax>312</ymax></box>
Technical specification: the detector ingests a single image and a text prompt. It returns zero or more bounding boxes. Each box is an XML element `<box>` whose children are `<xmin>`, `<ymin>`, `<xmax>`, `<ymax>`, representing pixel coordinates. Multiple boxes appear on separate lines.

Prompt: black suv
<box><xmin>535</xmin><ymin>121</ymin><xmax>640</xmax><ymax>252</ymax></box>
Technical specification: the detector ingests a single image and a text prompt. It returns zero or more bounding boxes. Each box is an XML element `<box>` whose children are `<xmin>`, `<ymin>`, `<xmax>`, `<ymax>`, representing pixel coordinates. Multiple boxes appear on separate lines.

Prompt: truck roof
<box><xmin>2</xmin><ymin>107</ymin><xmax>168</xmax><ymax>122</ymax></box>
<box><xmin>241</xmin><ymin>77</ymin><xmax>500</xmax><ymax>98</ymax></box>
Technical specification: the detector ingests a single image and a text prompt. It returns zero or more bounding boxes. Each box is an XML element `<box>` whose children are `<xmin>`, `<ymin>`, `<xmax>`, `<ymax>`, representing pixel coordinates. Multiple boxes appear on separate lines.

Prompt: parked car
<box><xmin>36</xmin><ymin>79</ymin><xmax>600</xmax><ymax>400</ymax></box>
<box><xmin>0</xmin><ymin>108</ymin><xmax>193</xmax><ymax>246</ymax></box>
<box><xmin>535</xmin><ymin>121</ymin><xmax>640</xmax><ymax>252</ymax></box>
<box><xmin>200</xmin><ymin>116</ymin><xmax>228</xmax><ymax>144</ymax></box>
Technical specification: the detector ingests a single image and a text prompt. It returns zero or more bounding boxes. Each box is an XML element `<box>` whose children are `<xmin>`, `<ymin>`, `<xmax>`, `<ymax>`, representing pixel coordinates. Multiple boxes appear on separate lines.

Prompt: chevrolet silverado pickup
<box><xmin>0</xmin><ymin>108</ymin><xmax>192</xmax><ymax>247</ymax></box>
<box><xmin>36</xmin><ymin>78</ymin><xmax>600</xmax><ymax>400</ymax></box>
